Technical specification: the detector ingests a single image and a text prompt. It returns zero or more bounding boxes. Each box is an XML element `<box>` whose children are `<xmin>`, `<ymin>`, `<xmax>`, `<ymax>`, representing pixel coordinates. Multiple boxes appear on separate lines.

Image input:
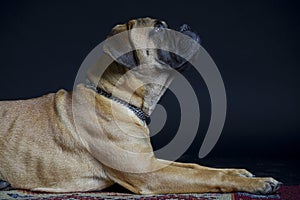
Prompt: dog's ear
<box><xmin>107</xmin><ymin>22</ymin><xmax>130</xmax><ymax>37</ymax></box>
<box><xmin>103</xmin><ymin>22</ymin><xmax>137</xmax><ymax>69</ymax></box>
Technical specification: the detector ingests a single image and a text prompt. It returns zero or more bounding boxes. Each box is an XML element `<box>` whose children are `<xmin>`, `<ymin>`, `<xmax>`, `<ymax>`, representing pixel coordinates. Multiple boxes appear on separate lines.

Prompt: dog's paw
<box><xmin>250</xmin><ymin>177</ymin><xmax>282</xmax><ymax>194</ymax></box>
<box><xmin>226</xmin><ymin>168</ymin><xmax>254</xmax><ymax>177</ymax></box>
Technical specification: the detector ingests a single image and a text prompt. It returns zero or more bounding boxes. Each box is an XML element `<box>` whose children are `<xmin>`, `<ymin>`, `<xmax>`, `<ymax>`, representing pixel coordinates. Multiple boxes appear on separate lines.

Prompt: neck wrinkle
<box><xmin>95</xmin><ymin>64</ymin><xmax>174</xmax><ymax>117</ymax></box>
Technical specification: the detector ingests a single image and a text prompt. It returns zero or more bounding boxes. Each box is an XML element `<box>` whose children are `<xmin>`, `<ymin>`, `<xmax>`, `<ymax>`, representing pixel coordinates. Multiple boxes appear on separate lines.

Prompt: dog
<box><xmin>0</xmin><ymin>17</ymin><xmax>281</xmax><ymax>194</ymax></box>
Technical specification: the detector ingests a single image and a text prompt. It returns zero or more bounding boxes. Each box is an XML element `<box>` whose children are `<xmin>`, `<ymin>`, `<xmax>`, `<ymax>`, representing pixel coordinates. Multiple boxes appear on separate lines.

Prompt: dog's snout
<box><xmin>180</xmin><ymin>24</ymin><xmax>201</xmax><ymax>44</ymax></box>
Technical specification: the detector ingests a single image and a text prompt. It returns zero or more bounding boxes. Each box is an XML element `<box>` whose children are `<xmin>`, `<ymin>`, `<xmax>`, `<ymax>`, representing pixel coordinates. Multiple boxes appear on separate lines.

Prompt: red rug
<box><xmin>0</xmin><ymin>186</ymin><xmax>299</xmax><ymax>199</ymax></box>
<box><xmin>234</xmin><ymin>185</ymin><xmax>300</xmax><ymax>200</ymax></box>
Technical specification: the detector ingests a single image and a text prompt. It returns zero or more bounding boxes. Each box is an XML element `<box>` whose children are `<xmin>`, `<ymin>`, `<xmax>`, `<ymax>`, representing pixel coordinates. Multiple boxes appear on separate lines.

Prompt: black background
<box><xmin>0</xmin><ymin>0</ymin><xmax>299</xmax><ymax>161</ymax></box>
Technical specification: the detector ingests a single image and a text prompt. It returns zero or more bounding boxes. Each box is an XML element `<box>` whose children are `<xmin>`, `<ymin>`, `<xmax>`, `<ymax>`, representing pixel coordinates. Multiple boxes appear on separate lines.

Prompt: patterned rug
<box><xmin>0</xmin><ymin>186</ymin><xmax>298</xmax><ymax>200</ymax></box>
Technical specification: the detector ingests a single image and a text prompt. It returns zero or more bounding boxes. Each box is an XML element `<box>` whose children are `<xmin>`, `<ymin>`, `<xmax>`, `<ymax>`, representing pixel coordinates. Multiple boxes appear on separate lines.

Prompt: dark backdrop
<box><xmin>0</xmin><ymin>0</ymin><xmax>299</xmax><ymax>160</ymax></box>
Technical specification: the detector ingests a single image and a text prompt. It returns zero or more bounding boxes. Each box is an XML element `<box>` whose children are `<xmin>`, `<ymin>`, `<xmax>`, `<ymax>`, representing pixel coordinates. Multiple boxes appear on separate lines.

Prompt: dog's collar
<box><xmin>85</xmin><ymin>80</ymin><xmax>150</xmax><ymax>123</ymax></box>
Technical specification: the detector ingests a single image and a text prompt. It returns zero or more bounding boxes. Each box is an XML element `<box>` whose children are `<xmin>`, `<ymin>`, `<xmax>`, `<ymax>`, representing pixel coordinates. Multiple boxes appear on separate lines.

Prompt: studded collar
<box><xmin>85</xmin><ymin>79</ymin><xmax>149</xmax><ymax>123</ymax></box>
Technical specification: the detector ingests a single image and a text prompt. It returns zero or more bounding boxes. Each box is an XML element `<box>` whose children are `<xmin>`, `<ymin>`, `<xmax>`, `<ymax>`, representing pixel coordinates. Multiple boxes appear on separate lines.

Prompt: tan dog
<box><xmin>0</xmin><ymin>18</ymin><xmax>281</xmax><ymax>194</ymax></box>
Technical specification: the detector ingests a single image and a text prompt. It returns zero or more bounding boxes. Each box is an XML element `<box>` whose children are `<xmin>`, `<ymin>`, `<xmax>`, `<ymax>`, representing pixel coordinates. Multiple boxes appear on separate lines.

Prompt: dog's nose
<box><xmin>180</xmin><ymin>24</ymin><xmax>201</xmax><ymax>44</ymax></box>
<box><xmin>180</xmin><ymin>24</ymin><xmax>191</xmax><ymax>32</ymax></box>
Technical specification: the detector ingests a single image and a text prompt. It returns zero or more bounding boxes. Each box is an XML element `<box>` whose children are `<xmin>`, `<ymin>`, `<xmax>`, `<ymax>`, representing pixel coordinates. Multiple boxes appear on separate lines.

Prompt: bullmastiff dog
<box><xmin>0</xmin><ymin>17</ymin><xmax>281</xmax><ymax>194</ymax></box>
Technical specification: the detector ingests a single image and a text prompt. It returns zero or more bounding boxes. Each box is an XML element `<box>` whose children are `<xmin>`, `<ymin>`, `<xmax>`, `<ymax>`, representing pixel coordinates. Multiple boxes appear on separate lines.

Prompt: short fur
<box><xmin>0</xmin><ymin>17</ymin><xmax>280</xmax><ymax>194</ymax></box>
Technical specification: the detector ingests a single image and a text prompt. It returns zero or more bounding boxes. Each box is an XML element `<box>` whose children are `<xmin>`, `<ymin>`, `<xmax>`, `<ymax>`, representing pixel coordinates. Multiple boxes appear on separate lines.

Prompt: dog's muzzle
<box><xmin>156</xmin><ymin>24</ymin><xmax>201</xmax><ymax>71</ymax></box>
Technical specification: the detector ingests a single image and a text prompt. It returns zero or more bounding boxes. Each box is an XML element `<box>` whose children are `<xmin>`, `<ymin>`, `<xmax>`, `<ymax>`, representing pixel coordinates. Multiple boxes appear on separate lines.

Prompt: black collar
<box><xmin>85</xmin><ymin>80</ymin><xmax>150</xmax><ymax>123</ymax></box>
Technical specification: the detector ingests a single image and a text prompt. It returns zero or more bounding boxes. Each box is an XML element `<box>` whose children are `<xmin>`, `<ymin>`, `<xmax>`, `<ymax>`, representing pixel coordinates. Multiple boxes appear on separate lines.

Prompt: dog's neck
<box><xmin>86</xmin><ymin>79</ymin><xmax>148</xmax><ymax>122</ymax></box>
<box><xmin>96</xmin><ymin>63</ymin><xmax>174</xmax><ymax>116</ymax></box>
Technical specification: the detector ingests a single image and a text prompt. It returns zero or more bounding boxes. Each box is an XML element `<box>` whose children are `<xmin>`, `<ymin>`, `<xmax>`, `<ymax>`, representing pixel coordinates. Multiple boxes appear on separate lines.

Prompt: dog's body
<box><xmin>0</xmin><ymin>18</ymin><xmax>280</xmax><ymax>194</ymax></box>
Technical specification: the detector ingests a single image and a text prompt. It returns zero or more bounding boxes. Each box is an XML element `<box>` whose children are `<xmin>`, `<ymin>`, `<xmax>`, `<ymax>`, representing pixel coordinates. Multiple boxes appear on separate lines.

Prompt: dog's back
<box><xmin>0</xmin><ymin>90</ymin><xmax>112</xmax><ymax>192</ymax></box>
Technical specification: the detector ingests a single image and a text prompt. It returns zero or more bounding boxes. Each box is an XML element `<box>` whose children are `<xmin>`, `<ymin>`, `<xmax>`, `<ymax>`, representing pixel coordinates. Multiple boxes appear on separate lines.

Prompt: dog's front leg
<box><xmin>104</xmin><ymin>159</ymin><xmax>281</xmax><ymax>195</ymax></box>
<box><xmin>158</xmin><ymin>159</ymin><xmax>255</xmax><ymax>178</ymax></box>
<box><xmin>81</xmin><ymin>116</ymin><xmax>281</xmax><ymax>195</ymax></box>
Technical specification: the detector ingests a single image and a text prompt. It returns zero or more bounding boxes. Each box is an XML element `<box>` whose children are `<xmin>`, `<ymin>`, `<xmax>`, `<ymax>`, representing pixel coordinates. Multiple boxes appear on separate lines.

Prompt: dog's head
<box><xmin>90</xmin><ymin>17</ymin><xmax>201</xmax><ymax>115</ymax></box>
<box><xmin>103</xmin><ymin>17</ymin><xmax>200</xmax><ymax>71</ymax></box>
